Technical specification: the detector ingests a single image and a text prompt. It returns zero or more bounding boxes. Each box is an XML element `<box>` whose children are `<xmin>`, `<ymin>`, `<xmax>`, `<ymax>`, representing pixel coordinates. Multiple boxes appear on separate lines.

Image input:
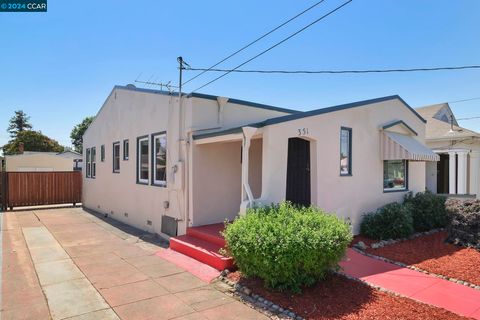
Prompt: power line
<box><xmin>191</xmin><ymin>0</ymin><xmax>353</xmax><ymax>93</ymax></box>
<box><xmin>182</xmin><ymin>0</ymin><xmax>328</xmax><ymax>86</ymax></box>
<box><xmin>457</xmin><ymin>116</ymin><xmax>480</xmax><ymax>121</ymax></box>
<box><xmin>448</xmin><ymin>97</ymin><xmax>480</xmax><ymax>104</ymax></box>
<box><xmin>184</xmin><ymin>65</ymin><xmax>480</xmax><ymax>75</ymax></box>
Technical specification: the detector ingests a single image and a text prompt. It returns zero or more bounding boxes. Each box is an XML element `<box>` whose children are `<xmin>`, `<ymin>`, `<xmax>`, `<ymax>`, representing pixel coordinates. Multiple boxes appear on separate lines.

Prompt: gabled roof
<box><xmin>416</xmin><ymin>103</ymin><xmax>479</xmax><ymax>140</ymax></box>
<box><xmin>194</xmin><ymin>95</ymin><xmax>425</xmax><ymax>140</ymax></box>
<box><xmin>382</xmin><ymin>120</ymin><xmax>418</xmax><ymax>136</ymax></box>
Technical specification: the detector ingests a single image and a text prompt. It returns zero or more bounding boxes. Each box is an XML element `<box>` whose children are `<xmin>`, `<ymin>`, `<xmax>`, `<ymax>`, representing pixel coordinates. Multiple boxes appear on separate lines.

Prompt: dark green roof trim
<box><xmin>250</xmin><ymin>95</ymin><xmax>426</xmax><ymax>128</ymax></box>
<box><xmin>192</xmin><ymin>127</ymin><xmax>244</xmax><ymax>140</ymax></box>
<box><xmin>115</xmin><ymin>85</ymin><xmax>299</xmax><ymax>114</ymax></box>
<box><xmin>188</xmin><ymin>92</ymin><xmax>299</xmax><ymax>114</ymax></box>
<box><xmin>114</xmin><ymin>85</ymin><xmax>178</xmax><ymax>97</ymax></box>
<box><xmin>382</xmin><ymin>120</ymin><xmax>418</xmax><ymax>136</ymax></box>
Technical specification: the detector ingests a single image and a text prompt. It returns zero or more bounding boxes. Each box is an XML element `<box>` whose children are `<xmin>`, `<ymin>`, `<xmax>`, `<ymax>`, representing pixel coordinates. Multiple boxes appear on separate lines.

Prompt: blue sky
<box><xmin>1</xmin><ymin>0</ymin><xmax>479</xmax><ymax>149</ymax></box>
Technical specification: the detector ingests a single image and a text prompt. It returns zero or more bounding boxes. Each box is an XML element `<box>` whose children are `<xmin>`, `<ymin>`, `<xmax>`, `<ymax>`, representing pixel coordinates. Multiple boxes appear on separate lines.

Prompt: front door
<box><xmin>286</xmin><ymin>137</ymin><xmax>311</xmax><ymax>206</ymax></box>
<box><xmin>437</xmin><ymin>154</ymin><xmax>449</xmax><ymax>194</ymax></box>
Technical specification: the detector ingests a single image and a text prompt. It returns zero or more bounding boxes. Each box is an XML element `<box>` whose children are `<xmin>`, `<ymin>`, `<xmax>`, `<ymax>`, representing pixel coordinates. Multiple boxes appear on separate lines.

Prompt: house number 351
<box><xmin>298</xmin><ymin>128</ymin><xmax>309</xmax><ymax>135</ymax></box>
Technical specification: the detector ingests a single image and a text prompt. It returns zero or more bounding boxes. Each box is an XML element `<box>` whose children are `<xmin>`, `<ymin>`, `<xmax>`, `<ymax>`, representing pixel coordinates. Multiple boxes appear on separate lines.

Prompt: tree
<box><xmin>8</xmin><ymin>110</ymin><xmax>32</xmax><ymax>138</ymax></box>
<box><xmin>1</xmin><ymin>130</ymin><xmax>64</xmax><ymax>155</ymax></box>
<box><xmin>70</xmin><ymin>116</ymin><xmax>94</xmax><ymax>153</ymax></box>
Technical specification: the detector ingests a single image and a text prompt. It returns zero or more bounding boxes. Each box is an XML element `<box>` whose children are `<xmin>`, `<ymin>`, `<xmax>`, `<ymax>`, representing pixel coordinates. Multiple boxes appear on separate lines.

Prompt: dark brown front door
<box><xmin>286</xmin><ymin>137</ymin><xmax>311</xmax><ymax>207</ymax></box>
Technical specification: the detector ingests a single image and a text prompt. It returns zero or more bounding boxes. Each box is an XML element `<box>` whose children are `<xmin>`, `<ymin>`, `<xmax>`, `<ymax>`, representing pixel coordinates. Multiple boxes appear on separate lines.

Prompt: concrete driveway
<box><xmin>1</xmin><ymin>207</ymin><xmax>267</xmax><ymax>320</ymax></box>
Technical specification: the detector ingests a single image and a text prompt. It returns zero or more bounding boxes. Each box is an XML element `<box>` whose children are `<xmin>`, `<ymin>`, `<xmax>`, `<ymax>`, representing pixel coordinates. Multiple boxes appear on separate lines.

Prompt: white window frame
<box><xmin>137</xmin><ymin>136</ymin><xmax>149</xmax><ymax>184</ymax></box>
<box><xmin>152</xmin><ymin>132</ymin><xmax>167</xmax><ymax>186</ymax></box>
<box><xmin>91</xmin><ymin>147</ymin><xmax>96</xmax><ymax>178</ymax></box>
<box><xmin>85</xmin><ymin>148</ymin><xmax>91</xmax><ymax>178</ymax></box>
<box><xmin>113</xmin><ymin>142</ymin><xmax>120</xmax><ymax>173</ymax></box>
<box><xmin>123</xmin><ymin>139</ymin><xmax>129</xmax><ymax>160</ymax></box>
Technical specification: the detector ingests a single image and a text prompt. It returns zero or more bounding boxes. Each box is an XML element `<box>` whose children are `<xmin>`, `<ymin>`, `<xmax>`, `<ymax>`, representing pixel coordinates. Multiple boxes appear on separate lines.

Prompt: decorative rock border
<box><xmin>351</xmin><ymin>246</ymin><xmax>480</xmax><ymax>291</ymax></box>
<box><xmin>354</xmin><ymin>228</ymin><xmax>445</xmax><ymax>250</ymax></box>
<box><xmin>218</xmin><ymin>270</ymin><xmax>305</xmax><ymax>320</ymax></box>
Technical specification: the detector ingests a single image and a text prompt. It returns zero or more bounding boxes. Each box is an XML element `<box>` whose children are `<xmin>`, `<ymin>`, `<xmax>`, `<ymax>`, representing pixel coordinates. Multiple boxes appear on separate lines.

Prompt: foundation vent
<box><xmin>161</xmin><ymin>216</ymin><xmax>177</xmax><ymax>237</ymax></box>
<box><xmin>124</xmin><ymin>212</ymin><xmax>128</xmax><ymax>217</ymax></box>
<box><xmin>147</xmin><ymin>220</ymin><xmax>152</xmax><ymax>226</ymax></box>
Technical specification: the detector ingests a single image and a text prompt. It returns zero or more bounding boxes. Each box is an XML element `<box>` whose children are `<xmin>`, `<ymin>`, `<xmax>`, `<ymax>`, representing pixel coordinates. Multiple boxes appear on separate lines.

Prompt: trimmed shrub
<box><xmin>223</xmin><ymin>202</ymin><xmax>352</xmax><ymax>292</ymax></box>
<box><xmin>360</xmin><ymin>202</ymin><xmax>414</xmax><ymax>240</ymax></box>
<box><xmin>404</xmin><ymin>191</ymin><xmax>448</xmax><ymax>232</ymax></box>
<box><xmin>445</xmin><ymin>198</ymin><xmax>480</xmax><ymax>249</ymax></box>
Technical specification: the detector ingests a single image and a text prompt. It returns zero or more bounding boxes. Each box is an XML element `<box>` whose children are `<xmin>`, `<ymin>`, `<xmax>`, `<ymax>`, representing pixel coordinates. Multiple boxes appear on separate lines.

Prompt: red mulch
<box><xmin>365</xmin><ymin>231</ymin><xmax>480</xmax><ymax>285</ymax></box>
<box><xmin>227</xmin><ymin>272</ymin><xmax>467</xmax><ymax>320</ymax></box>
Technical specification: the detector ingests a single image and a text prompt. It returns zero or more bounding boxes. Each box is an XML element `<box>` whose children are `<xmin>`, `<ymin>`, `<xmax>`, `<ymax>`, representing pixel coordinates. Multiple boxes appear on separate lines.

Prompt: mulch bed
<box><xmin>227</xmin><ymin>272</ymin><xmax>467</xmax><ymax>320</ymax></box>
<box><xmin>364</xmin><ymin>231</ymin><xmax>480</xmax><ymax>286</ymax></box>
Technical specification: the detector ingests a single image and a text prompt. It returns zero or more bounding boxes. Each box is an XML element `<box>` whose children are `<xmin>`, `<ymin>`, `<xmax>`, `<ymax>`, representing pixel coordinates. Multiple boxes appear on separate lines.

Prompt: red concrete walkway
<box><xmin>340</xmin><ymin>248</ymin><xmax>480</xmax><ymax>319</ymax></box>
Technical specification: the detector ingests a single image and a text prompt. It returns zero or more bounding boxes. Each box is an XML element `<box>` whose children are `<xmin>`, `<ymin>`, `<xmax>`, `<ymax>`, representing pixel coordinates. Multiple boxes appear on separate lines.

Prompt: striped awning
<box><xmin>381</xmin><ymin>131</ymin><xmax>439</xmax><ymax>162</ymax></box>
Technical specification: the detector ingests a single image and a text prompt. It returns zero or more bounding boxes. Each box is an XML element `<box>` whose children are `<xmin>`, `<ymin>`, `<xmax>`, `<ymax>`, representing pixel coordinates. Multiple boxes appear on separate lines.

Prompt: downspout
<box><xmin>240</xmin><ymin>126</ymin><xmax>257</xmax><ymax>215</ymax></box>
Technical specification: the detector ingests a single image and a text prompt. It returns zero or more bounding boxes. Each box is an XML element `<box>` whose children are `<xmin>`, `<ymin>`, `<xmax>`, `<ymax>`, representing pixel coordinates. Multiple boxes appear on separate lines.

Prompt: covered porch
<box><xmin>189</xmin><ymin>126</ymin><xmax>263</xmax><ymax>227</ymax></box>
<box><xmin>427</xmin><ymin>149</ymin><xmax>480</xmax><ymax>197</ymax></box>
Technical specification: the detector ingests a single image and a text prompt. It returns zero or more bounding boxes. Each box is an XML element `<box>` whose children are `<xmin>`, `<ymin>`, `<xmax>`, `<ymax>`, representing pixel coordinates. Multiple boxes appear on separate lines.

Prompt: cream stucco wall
<box><xmin>82</xmin><ymin>87</ymin><xmax>291</xmax><ymax>235</ymax></box>
<box><xmin>5</xmin><ymin>154</ymin><xmax>73</xmax><ymax>172</ymax></box>
<box><xmin>259</xmin><ymin>99</ymin><xmax>427</xmax><ymax>233</ymax></box>
<box><xmin>190</xmin><ymin>138</ymin><xmax>263</xmax><ymax>226</ymax></box>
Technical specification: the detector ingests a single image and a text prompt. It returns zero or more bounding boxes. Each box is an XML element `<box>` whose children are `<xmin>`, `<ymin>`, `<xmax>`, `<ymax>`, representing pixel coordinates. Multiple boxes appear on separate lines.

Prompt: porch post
<box><xmin>457</xmin><ymin>150</ymin><xmax>468</xmax><ymax>195</ymax></box>
<box><xmin>470</xmin><ymin>151</ymin><xmax>480</xmax><ymax>197</ymax></box>
<box><xmin>240</xmin><ymin>127</ymin><xmax>257</xmax><ymax>215</ymax></box>
<box><xmin>448</xmin><ymin>151</ymin><xmax>457</xmax><ymax>194</ymax></box>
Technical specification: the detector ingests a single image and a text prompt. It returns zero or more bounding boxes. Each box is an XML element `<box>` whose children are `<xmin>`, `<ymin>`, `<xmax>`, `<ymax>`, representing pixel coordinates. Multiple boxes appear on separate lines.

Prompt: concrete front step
<box><xmin>186</xmin><ymin>223</ymin><xmax>226</xmax><ymax>247</ymax></box>
<box><xmin>169</xmin><ymin>234</ymin><xmax>234</xmax><ymax>271</ymax></box>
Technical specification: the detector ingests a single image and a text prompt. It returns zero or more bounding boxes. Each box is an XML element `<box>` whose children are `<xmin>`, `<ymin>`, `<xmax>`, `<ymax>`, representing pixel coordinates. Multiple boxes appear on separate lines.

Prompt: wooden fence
<box><xmin>1</xmin><ymin>171</ymin><xmax>82</xmax><ymax>210</ymax></box>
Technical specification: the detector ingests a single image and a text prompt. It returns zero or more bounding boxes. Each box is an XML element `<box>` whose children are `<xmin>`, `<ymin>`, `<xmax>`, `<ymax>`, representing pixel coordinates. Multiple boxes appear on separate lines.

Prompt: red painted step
<box><xmin>186</xmin><ymin>223</ymin><xmax>226</xmax><ymax>247</ymax></box>
<box><xmin>170</xmin><ymin>234</ymin><xmax>234</xmax><ymax>271</ymax></box>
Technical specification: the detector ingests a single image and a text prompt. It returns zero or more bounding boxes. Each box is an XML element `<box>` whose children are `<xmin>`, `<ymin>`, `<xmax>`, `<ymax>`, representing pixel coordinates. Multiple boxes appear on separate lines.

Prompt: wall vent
<box><xmin>161</xmin><ymin>216</ymin><xmax>177</xmax><ymax>237</ymax></box>
<box><xmin>147</xmin><ymin>220</ymin><xmax>152</xmax><ymax>226</ymax></box>
<box><xmin>124</xmin><ymin>212</ymin><xmax>128</xmax><ymax>217</ymax></box>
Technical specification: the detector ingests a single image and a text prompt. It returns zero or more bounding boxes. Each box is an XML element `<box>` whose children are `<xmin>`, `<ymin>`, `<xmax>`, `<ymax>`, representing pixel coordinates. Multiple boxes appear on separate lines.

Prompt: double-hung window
<box><xmin>101</xmin><ymin>145</ymin><xmax>105</xmax><ymax>162</ymax></box>
<box><xmin>86</xmin><ymin>148</ymin><xmax>91</xmax><ymax>178</ymax></box>
<box><xmin>123</xmin><ymin>139</ymin><xmax>129</xmax><ymax>160</ymax></box>
<box><xmin>152</xmin><ymin>133</ymin><xmax>167</xmax><ymax>186</ymax></box>
<box><xmin>137</xmin><ymin>136</ymin><xmax>149</xmax><ymax>184</ymax></box>
<box><xmin>91</xmin><ymin>147</ymin><xmax>96</xmax><ymax>178</ymax></box>
<box><xmin>383</xmin><ymin>160</ymin><xmax>408</xmax><ymax>191</ymax></box>
<box><xmin>113</xmin><ymin>142</ymin><xmax>120</xmax><ymax>173</ymax></box>
<box><xmin>340</xmin><ymin>127</ymin><xmax>352</xmax><ymax>176</ymax></box>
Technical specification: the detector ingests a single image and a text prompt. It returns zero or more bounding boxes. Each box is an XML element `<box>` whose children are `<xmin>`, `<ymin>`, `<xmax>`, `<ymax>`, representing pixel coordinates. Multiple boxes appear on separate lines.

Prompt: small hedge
<box><xmin>360</xmin><ymin>202</ymin><xmax>414</xmax><ymax>240</ymax></box>
<box><xmin>223</xmin><ymin>202</ymin><xmax>352</xmax><ymax>292</ymax></box>
<box><xmin>445</xmin><ymin>198</ymin><xmax>480</xmax><ymax>249</ymax></box>
<box><xmin>404</xmin><ymin>191</ymin><xmax>448</xmax><ymax>231</ymax></box>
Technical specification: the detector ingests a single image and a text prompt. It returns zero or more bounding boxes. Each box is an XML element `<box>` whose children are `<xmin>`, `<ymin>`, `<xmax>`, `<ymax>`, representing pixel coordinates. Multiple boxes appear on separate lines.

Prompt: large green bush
<box><xmin>223</xmin><ymin>202</ymin><xmax>352</xmax><ymax>292</ymax></box>
<box><xmin>360</xmin><ymin>202</ymin><xmax>414</xmax><ymax>240</ymax></box>
<box><xmin>404</xmin><ymin>191</ymin><xmax>448</xmax><ymax>231</ymax></box>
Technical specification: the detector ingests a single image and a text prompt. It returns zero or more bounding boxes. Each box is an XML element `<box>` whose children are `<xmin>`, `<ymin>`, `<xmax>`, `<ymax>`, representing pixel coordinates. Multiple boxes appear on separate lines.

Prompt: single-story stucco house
<box><xmin>416</xmin><ymin>103</ymin><xmax>480</xmax><ymax>197</ymax></box>
<box><xmin>83</xmin><ymin>85</ymin><xmax>438</xmax><ymax>268</ymax></box>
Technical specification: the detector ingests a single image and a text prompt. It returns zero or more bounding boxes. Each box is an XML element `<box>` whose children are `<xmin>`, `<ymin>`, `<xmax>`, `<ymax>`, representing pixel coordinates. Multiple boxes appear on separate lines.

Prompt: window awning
<box><xmin>381</xmin><ymin>131</ymin><xmax>439</xmax><ymax>162</ymax></box>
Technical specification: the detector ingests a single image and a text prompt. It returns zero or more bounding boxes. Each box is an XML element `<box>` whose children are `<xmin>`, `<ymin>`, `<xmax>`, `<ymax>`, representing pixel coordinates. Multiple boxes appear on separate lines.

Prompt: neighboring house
<box><xmin>416</xmin><ymin>103</ymin><xmax>480</xmax><ymax>197</ymax></box>
<box><xmin>5</xmin><ymin>152</ymin><xmax>73</xmax><ymax>172</ymax></box>
<box><xmin>83</xmin><ymin>84</ymin><xmax>437</xmax><ymax>238</ymax></box>
<box><xmin>57</xmin><ymin>150</ymin><xmax>83</xmax><ymax>171</ymax></box>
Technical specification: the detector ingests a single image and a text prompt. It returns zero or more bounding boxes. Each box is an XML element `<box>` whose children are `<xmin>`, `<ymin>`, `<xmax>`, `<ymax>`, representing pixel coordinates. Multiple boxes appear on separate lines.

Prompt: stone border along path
<box><xmin>2</xmin><ymin>208</ymin><xmax>271</xmax><ymax>320</ymax></box>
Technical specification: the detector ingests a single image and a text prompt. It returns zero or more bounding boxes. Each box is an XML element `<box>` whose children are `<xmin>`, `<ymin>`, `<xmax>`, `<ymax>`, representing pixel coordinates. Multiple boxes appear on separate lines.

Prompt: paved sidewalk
<box><xmin>1</xmin><ymin>208</ymin><xmax>268</xmax><ymax>320</ymax></box>
<box><xmin>340</xmin><ymin>248</ymin><xmax>480</xmax><ymax>319</ymax></box>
